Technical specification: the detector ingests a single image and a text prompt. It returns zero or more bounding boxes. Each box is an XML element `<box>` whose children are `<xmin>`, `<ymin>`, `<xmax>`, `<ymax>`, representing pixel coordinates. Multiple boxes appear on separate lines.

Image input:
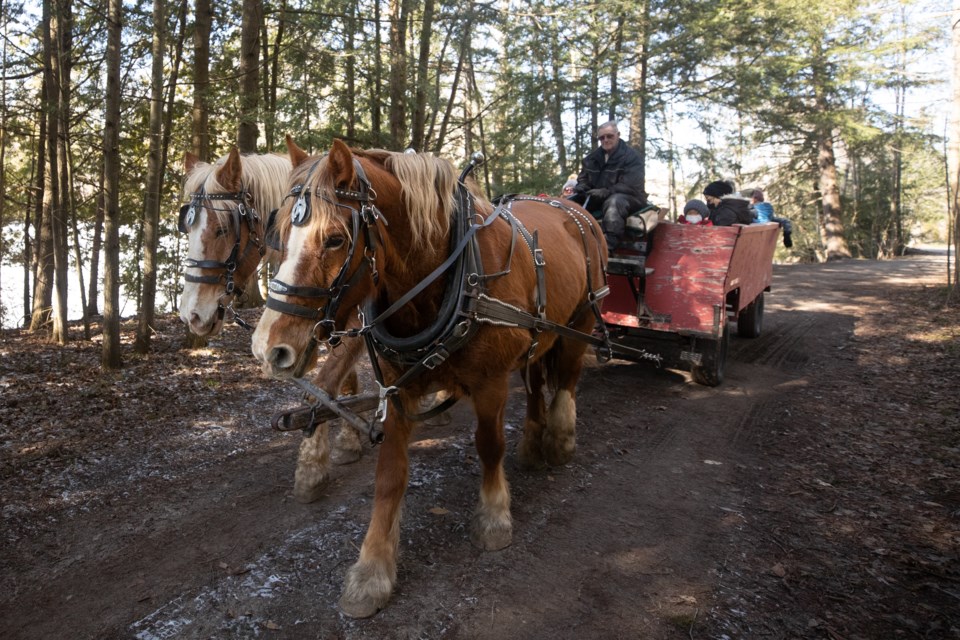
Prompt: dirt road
<box><xmin>1</xmin><ymin>251</ymin><xmax>957</xmax><ymax>639</ymax></box>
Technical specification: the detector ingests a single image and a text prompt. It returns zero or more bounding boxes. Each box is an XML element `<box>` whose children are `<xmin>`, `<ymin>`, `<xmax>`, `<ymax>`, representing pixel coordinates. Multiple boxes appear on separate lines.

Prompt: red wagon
<box><xmin>602</xmin><ymin>219</ymin><xmax>780</xmax><ymax>385</ymax></box>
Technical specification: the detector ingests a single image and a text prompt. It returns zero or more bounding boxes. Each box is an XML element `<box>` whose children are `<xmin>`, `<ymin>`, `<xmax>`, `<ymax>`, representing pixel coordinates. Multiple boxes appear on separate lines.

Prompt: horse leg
<box><xmin>517</xmin><ymin>362</ymin><xmax>548</xmax><ymax>470</ymax></box>
<box><xmin>293</xmin><ymin>338</ymin><xmax>363</xmax><ymax>503</ymax></box>
<box><xmin>330</xmin><ymin>364</ymin><xmax>363</xmax><ymax>465</ymax></box>
<box><xmin>541</xmin><ymin>340</ymin><xmax>585</xmax><ymax>467</ymax></box>
<box><xmin>469</xmin><ymin>376</ymin><xmax>513</xmax><ymax>551</ymax></box>
<box><xmin>339</xmin><ymin>409</ymin><xmax>413</xmax><ymax>618</ymax></box>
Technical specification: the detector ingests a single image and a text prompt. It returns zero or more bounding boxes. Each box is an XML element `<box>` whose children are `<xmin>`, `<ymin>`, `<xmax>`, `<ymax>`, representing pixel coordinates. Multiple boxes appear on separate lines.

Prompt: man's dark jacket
<box><xmin>709</xmin><ymin>195</ymin><xmax>755</xmax><ymax>226</ymax></box>
<box><xmin>567</xmin><ymin>140</ymin><xmax>646</xmax><ymax>213</ymax></box>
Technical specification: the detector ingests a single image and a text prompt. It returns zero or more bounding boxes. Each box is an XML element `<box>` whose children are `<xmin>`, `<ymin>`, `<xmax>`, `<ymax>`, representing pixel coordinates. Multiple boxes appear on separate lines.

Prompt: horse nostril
<box><xmin>269</xmin><ymin>345</ymin><xmax>297</xmax><ymax>370</ymax></box>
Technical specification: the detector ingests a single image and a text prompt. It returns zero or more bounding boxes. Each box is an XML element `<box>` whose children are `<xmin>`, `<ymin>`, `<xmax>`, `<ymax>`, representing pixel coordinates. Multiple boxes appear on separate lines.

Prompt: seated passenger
<box><xmin>678</xmin><ymin>199</ymin><xmax>712</xmax><ymax>226</ymax></box>
<box><xmin>749</xmin><ymin>188</ymin><xmax>793</xmax><ymax>248</ymax></box>
<box><xmin>703</xmin><ymin>180</ymin><xmax>755</xmax><ymax>226</ymax></box>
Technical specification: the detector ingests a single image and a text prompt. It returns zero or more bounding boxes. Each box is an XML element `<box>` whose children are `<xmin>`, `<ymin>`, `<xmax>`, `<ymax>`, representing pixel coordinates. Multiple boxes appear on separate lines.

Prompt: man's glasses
<box><xmin>597</xmin><ymin>134</ymin><xmax>616</xmax><ymax>141</ymax></box>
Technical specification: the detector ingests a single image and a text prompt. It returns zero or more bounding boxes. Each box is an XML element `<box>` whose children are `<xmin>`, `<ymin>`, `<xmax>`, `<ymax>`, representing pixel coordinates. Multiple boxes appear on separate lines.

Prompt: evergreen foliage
<box><xmin>0</xmin><ymin>0</ymin><xmax>952</xmax><ymax>334</ymax></box>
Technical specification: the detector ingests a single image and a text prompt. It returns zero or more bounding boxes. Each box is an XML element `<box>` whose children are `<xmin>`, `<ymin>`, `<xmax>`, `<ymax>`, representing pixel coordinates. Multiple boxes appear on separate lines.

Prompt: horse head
<box><xmin>252</xmin><ymin>137</ymin><xmax>391</xmax><ymax>378</ymax></box>
<box><xmin>178</xmin><ymin>148</ymin><xmax>288</xmax><ymax>337</ymax></box>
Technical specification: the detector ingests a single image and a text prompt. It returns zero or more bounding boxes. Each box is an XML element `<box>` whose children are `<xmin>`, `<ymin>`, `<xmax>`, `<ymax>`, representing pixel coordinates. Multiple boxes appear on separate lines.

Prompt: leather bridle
<box><xmin>264</xmin><ymin>159</ymin><xmax>386</xmax><ymax>347</ymax></box>
<box><xmin>179</xmin><ymin>187</ymin><xmax>265</xmax><ymax>324</ymax></box>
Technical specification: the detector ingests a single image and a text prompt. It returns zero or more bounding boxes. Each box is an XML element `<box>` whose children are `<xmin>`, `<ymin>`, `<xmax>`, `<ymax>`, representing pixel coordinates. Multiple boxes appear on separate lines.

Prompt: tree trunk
<box><xmin>409</xmin><ymin>0</ymin><xmax>435</xmax><ymax>151</ymax></box>
<box><xmin>627</xmin><ymin>0</ymin><xmax>650</xmax><ymax>197</ymax></box>
<box><xmin>545</xmin><ymin>23</ymin><xmax>566</xmax><ymax>173</ymax></box>
<box><xmin>101</xmin><ymin>0</ymin><xmax>122</xmax><ymax>368</ymax></box>
<box><xmin>135</xmin><ymin>0</ymin><xmax>165</xmax><ymax>354</ymax></box>
<box><xmin>950</xmin><ymin>0</ymin><xmax>960</xmax><ymax>292</ymax></box>
<box><xmin>370</xmin><ymin>0</ymin><xmax>382</xmax><ymax>143</ymax></box>
<box><xmin>236</xmin><ymin>0</ymin><xmax>262</xmax><ymax>152</ymax></box>
<box><xmin>262</xmin><ymin>0</ymin><xmax>285</xmax><ymax>151</ymax></box>
<box><xmin>434</xmin><ymin>17</ymin><xmax>471</xmax><ymax>154</ymax></box>
<box><xmin>192</xmin><ymin>0</ymin><xmax>212</xmax><ymax>161</ymax></box>
<box><xmin>817</xmin><ymin>131</ymin><xmax>852</xmax><ymax>261</ymax></box>
<box><xmin>52</xmin><ymin>0</ymin><xmax>72</xmax><ymax>345</ymax></box>
<box><xmin>30</xmin><ymin>0</ymin><xmax>62</xmax><ymax>338</ymax></box>
<box><xmin>813</xmin><ymin>59</ymin><xmax>851</xmax><ymax>262</ymax></box>
<box><xmin>609</xmin><ymin>15</ymin><xmax>624</xmax><ymax>121</ymax></box>
<box><xmin>28</xmin><ymin>93</ymin><xmax>47</xmax><ymax>329</ymax></box>
<box><xmin>387</xmin><ymin>0</ymin><xmax>411</xmax><ymax>149</ymax></box>
<box><xmin>344</xmin><ymin>1</ymin><xmax>356</xmax><ymax>141</ymax></box>
<box><xmin>87</xmin><ymin>165</ymin><xmax>103</xmax><ymax>318</ymax></box>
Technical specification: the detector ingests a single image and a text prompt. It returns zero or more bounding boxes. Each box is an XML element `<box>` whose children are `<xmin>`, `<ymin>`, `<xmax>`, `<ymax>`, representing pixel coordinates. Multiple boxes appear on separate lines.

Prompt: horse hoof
<box><xmin>293</xmin><ymin>474</ymin><xmax>329</xmax><ymax>503</ymax></box>
<box><xmin>330</xmin><ymin>447</ymin><xmax>361</xmax><ymax>466</ymax></box>
<box><xmin>516</xmin><ymin>442</ymin><xmax>547</xmax><ymax>471</ymax></box>
<box><xmin>338</xmin><ymin>592</ymin><xmax>384</xmax><ymax>619</ymax></box>
<box><xmin>470</xmin><ymin>513</ymin><xmax>513</xmax><ymax>551</ymax></box>
<box><xmin>339</xmin><ymin>562</ymin><xmax>393</xmax><ymax>618</ymax></box>
<box><xmin>542</xmin><ymin>432</ymin><xmax>576</xmax><ymax>467</ymax></box>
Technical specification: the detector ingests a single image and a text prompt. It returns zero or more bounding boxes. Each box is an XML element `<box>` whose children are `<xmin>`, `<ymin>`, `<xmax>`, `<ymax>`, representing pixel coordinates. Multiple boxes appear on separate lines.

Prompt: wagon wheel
<box><xmin>691</xmin><ymin>328</ymin><xmax>729</xmax><ymax>387</ymax></box>
<box><xmin>737</xmin><ymin>292</ymin><xmax>764</xmax><ymax>339</ymax></box>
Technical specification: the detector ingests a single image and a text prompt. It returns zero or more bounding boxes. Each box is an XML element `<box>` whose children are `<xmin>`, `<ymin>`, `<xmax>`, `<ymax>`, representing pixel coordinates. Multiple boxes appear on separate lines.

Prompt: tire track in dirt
<box><xmin>729</xmin><ymin>309</ymin><xmax>820</xmax><ymax>371</ymax></box>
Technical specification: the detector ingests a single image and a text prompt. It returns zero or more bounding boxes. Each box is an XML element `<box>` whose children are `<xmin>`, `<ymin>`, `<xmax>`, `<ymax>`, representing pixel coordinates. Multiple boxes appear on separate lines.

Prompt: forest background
<box><xmin>0</xmin><ymin>0</ymin><xmax>957</xmax><ymax>366</ymax></box>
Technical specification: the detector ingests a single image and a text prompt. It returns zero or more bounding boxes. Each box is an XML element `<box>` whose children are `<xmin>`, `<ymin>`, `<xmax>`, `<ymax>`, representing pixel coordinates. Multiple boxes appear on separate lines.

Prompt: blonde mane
<box><xmin>183</xmin><ymin>152</ymin><xmax>291</xmax><ymax>226</ymax></box>
<box><xmin>274</xmin><ymin>147</ymin><xmax>495</xmax><ymax>255</ymax></box>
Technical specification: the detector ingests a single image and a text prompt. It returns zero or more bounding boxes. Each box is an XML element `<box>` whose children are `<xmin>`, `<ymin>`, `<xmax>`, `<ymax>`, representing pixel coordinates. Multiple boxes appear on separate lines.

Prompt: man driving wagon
<box><xmin>563</xmin><ymin>120</ymin><xmax>652</xmax><ymax>253</ymax></box>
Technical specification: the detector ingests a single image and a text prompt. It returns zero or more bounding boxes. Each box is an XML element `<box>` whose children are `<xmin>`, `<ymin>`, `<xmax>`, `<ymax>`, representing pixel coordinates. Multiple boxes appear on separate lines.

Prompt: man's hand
<box><xmin>587</xmin><ymin>187</ymin><xmax>610</xmax><ymax>199</ymax></box>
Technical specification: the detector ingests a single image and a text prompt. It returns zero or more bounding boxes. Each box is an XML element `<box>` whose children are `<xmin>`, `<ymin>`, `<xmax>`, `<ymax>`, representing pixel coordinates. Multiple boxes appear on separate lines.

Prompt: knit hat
<box><xmin>683</xmin><ymin>199</ymin><xmax>710</xmax><ymax>217</ymax></box>
<box><xmin>703</xmin><ymin>180</ymin><xmax>734</xmax><ymax>198</ymax></box>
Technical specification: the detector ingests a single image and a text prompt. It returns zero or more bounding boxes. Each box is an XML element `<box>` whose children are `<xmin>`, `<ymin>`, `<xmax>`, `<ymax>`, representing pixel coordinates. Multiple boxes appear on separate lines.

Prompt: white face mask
<box><xmin>685</xmin><ymin>213</ymin><xmax>702</xmax><ymax>224</ymax></box>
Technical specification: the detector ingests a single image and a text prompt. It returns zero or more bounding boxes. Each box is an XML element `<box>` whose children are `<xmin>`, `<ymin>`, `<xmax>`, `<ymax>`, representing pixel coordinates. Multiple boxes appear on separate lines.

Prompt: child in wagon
<box><xmin>678</xmin><ymin>199</ymin><xmax>712</xmax><ymax>226</ymax></box>
<box><xmin>746</xmin><ymin>188</ymin><xmax>793</xmax><ymax>248</ymax></box>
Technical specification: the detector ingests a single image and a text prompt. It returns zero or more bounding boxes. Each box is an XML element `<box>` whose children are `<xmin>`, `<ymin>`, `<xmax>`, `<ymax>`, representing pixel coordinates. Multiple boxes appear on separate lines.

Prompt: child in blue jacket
<box><xmin>750</xmin><ymin>188</ymin><xmax>793</xmax><ymax>248</ymax></box>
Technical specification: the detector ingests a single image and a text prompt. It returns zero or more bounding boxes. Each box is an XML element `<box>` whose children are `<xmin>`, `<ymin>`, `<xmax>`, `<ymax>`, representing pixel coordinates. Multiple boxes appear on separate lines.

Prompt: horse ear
<box><xmin>328</xmin><ymin>139</ymin><xmax>355</xmax><ymax>187</ymax></box>
<box><xmin>184</xmin><ymin>151</ymin><xmax>200</xmax><ymax>172</ymax></box>
<box><xmin>216</xmin><ymin>147</ymin><xmax>243</xmax><ymax>191</ymax></box>
<box><xmin>286</xmin><ymin>135</ymin><xmax>309</xmax><ymax>167</ymax></box>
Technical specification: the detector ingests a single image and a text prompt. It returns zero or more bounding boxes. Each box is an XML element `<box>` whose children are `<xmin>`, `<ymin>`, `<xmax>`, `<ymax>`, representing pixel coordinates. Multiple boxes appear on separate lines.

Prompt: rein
<box><xmin>180</xmin><ymin>187</ymin><xmax>265</xmax><ymax>329</ymax></box>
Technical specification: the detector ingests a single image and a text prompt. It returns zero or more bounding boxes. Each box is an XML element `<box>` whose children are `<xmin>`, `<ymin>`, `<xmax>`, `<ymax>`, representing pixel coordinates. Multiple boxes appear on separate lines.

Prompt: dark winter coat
<box><xmin>567</xmin><ymin>140</ymin><xmax>646</xmax><ymax>214</ymax></box>
<box><xmin>709</xmin><ymin>195</ymin><xmax>756</xmax><ymax>226</ymax></box>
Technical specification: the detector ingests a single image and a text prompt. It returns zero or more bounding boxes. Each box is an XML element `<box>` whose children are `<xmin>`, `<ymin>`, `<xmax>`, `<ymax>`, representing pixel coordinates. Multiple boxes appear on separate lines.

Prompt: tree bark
<box><xmin>813</xmin><ymin>58</ymin><xmax>851</xmax><ymax>262</ymax></box>
<box><xmin>434</xmin><ymin>16</ymin><xmax>471</xmax><ymax>154</ymax></box>
<box><xmin>192</xmin><ymin>0</ymin><xmax>212</xmax><ymax>161</ymax></box>
<box><xmin>627</xmin><ymin>0</ymin><xmax>650</xmax><ymax>197</ymax></box>
<box><xmin>135</xmin><ymin>0</ymin><xmax>165</xmax><ymax>353</ymax></box>
<box><xmin>30</xmin><ymin>0</ymin><xmax>60</xmax><ymax>338</ymax></box>
<box><xmin>28</xmin><ymin>90</ymin><xmax>48</xmax><ymax>330</ymax></box>
<box><xmin>236</xmin><ymin>0</ymin><xmax>262</xmax><ymax>152</ymax></box>
<box><xmin>409</xmin><ymin>0</ymin><xmax>435</xmax><ymax>151</ymax></box>
<box><xmin>949</xmin><ymin>0</ymin><xmax>960</xmax><ymax>292</ymax></box>
<box><xmin>101</xmin><ymin>0</ymin><xmax>122</xmax><ymax>368</ymax></box>
<box><xmin>387</xmin><ymin>0</ymin><xmax>411</xmax><ymax>149</ymax></box>
<box><xmin>371</xmin><ymin>0</ymin><xmax>382</xmax><ymax>143</ymax></box>
<box><xmin>262</xmin><ymin>0</ymin><xmax>285</xmax><ymax>151</ymax></box>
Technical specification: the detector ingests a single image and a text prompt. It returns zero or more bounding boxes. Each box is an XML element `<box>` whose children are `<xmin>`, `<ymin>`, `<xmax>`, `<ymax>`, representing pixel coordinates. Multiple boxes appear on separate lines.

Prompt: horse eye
<box><xmin>323</xmin><ymin>235</ymin><xmax>345</xmax><ymax>250</ymax></box>
<box><xmin>215</xmin><ymin>226</ymin><xmax>229</xmax><ymax>238</ymax></box>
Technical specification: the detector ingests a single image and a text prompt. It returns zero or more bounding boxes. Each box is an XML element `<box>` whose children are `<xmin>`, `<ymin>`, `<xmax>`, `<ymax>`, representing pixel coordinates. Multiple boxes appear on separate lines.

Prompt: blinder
<box><xmin>178</xmin><ymin>202</ymin><xmax>197</xmax><ymax>233</ymax></box>
<box><xmin>265</xmin><ymin>158</ymin><xmax>384</xmax><ymax>341</ymax></box>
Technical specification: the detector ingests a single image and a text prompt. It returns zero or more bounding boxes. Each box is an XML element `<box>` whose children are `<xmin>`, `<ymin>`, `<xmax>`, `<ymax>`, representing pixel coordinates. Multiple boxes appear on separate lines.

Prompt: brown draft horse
<box><xmin>251</xmin><ymin>137</ymin><xmax>608</xmax><ymax>617</ymax></box>
<box><xmin>177</xmin><ymin>148</ymin><xmax>365</xmax><ymax>502</ymax></box>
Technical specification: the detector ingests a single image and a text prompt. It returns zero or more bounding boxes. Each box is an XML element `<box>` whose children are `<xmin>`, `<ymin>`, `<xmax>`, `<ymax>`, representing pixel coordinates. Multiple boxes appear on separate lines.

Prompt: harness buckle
<box><xmin>375</xmin><ymin>383</ymin><xmax>398</xmax><ymax>423</ymax></box>
<box><xmin>422</xmin><ymin>347</ymin><xmax>450</xmax><ymax>370</ymax></box>
<box><xmin>533</xmin><ymin>248</ymin><xmax>546</xmax><ymax>267</ymax></box>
